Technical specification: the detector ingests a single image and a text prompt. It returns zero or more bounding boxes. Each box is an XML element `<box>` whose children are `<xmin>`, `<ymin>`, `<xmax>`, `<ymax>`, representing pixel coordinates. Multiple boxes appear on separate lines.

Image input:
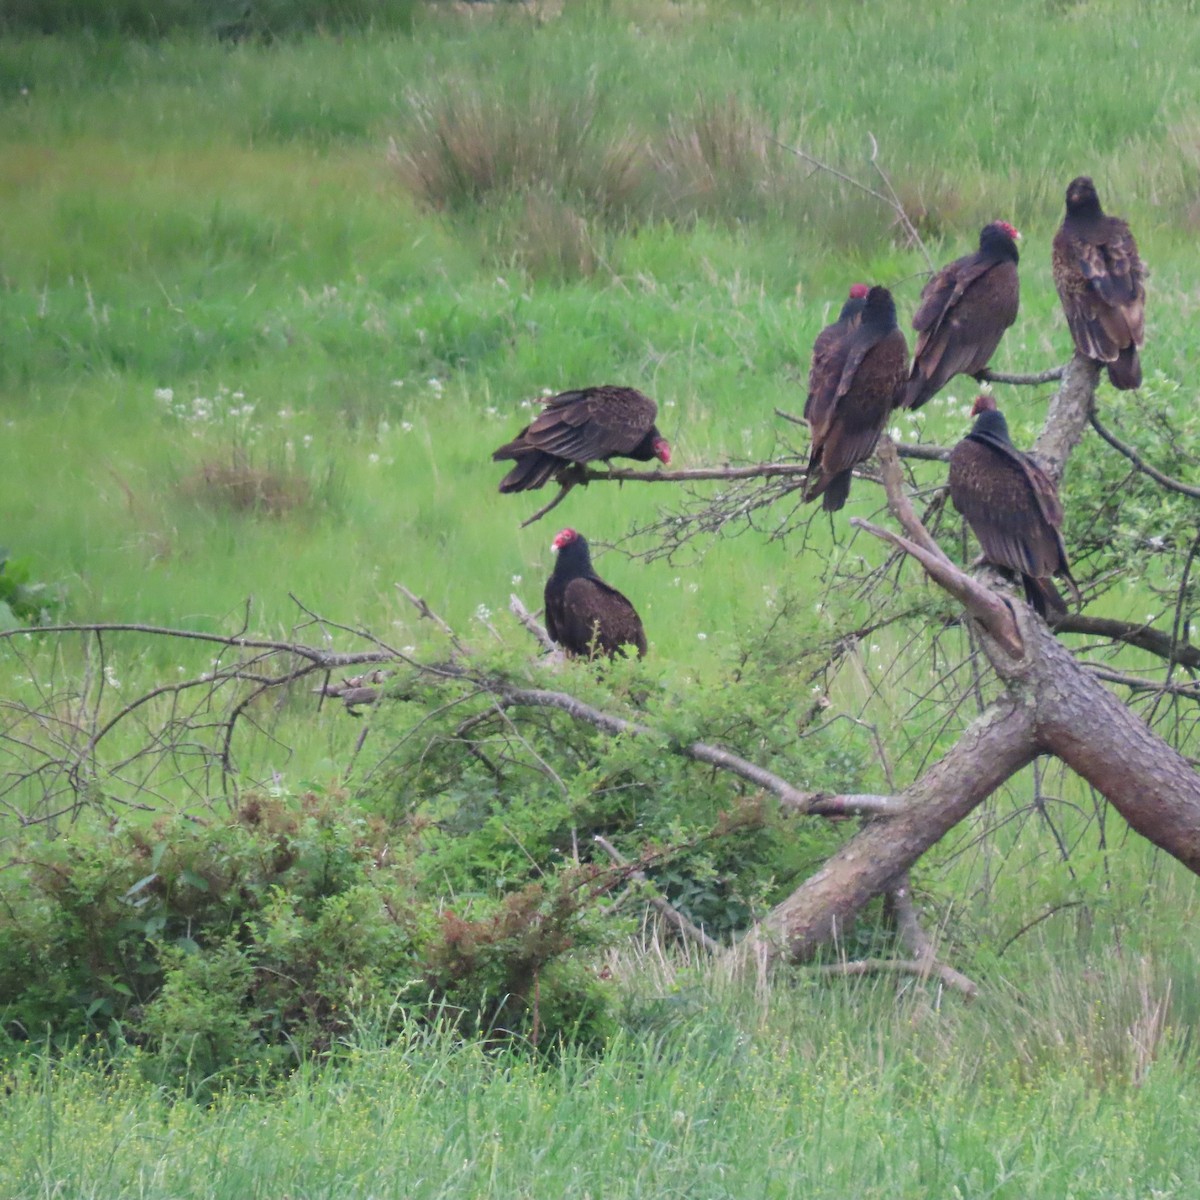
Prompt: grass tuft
<box><xmin>182</xmin><ymin>450</ymin><xmax>314</xmax><ymax>517</ymax></box>
<box><xmin>392</xmin><ymin>83</ymin><xmax>649</xmax><ymax>224</ymax></box>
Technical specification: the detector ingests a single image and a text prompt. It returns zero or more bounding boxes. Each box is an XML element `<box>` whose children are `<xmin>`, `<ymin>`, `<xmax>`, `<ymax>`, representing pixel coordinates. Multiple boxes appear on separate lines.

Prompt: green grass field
<box><xmin>3</xmin><ymin>2</ymin><xmax>1200</xmax><ymax>1194</ymax></box>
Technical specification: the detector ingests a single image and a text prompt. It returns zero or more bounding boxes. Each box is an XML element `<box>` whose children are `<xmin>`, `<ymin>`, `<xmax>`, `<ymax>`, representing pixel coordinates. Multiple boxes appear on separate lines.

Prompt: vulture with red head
<box><xmin>804</xmin><ymin>282</ymin><xmax>869</xmax><ymax>428</ymax></box>
<box><xmin>493</xmin><ymin>385</ymin><xmax>671</xmax><ymax>493</ymax></box>
<box><xmin>804</xmin><ymin>285</ymin><xmax>909</xmax><ymax>512</ymax></box>
<box><xmin>544</xmin><ymin>528</ymin><xmax>647</xmax><ymax>659</ymax></box>
<box><xmin>948</xmin><ymin>395</ymin><xmax>1078</xmax><ymax>618</ymax></box>
<box><xmin>902</xmin><ymin>221</ymin><xmax>1021</xmax><ymax>411</ymax></box>
<box><xmin>1052</xmin><ymin>176</ymin><xmax>1145</xmax><ymax>390</ymax></box>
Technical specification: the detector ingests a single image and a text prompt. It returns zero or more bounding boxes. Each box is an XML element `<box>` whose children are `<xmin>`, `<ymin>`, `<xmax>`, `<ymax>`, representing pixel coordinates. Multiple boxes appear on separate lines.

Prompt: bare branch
<box><xmin>865</xmin><ymin>130</ymin><xmax>934</xmax><ymax>271</ymax></box>
<box><xmin>895</xmin><ymin>442</ymin><xmax>952</xmax><ymax>463</ymax></box>
<box><xmin>886</xmin><ymin>877</ymin><xmax>979</xmax><ymax>999</ymax></box>
<box><xmin>519</xmin><ymin>479</ymin><xmax>577</xmax><ymax>528</ymax></box>
<box><xmin>1089</xmin><ymin>411</ymin><xmax>1200</xmax><ymax>500</ymax></box>
<box><xmin>1053</xmin><ymin>613</ymin><xmax>1200</xmax><ymax>670</ymax></box>
<box><xmin>811</xmin><ymin>957</ymin><xmax>979</xmax><ymax>992</ymax></box>
<box><xmin>1082</xmin><ymin>666</ymin><xmax>1200</xmax><ymax>699</ymax></box>
<box><xmin>771</xmin><ymin>136</ymin><xmax>933</xmax><ymax>265</ymax></box>
<box><xmin>395</xmin><ymin>585</ymin><xmax>466</xmax><ymax>655</ymax></box>
<box><xmin>977</xmin><ymin>365</ymin><xmax>1065</xmax><ymax>386</ymax></box>
<box><xmin>477</xmin><ymin>682</ymin><xmax>902</xmax><ymax>818</ymax></box>
<box><xmin>509</xmin><ymin>594</ymin><xmax>557</xmax><ymax>653</ymax></box>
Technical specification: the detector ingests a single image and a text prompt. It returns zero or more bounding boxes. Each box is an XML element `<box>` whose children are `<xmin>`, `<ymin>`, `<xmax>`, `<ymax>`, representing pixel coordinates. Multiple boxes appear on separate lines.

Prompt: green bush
<box><xmin>0</xmin><ymin>792</ymin><xmax>612</xmax><ymax>1094</ymax></box>
<box><xmin>0</xmin><ymin>548</ymin><xmax>62</xmax><ymax>629</ymax></box>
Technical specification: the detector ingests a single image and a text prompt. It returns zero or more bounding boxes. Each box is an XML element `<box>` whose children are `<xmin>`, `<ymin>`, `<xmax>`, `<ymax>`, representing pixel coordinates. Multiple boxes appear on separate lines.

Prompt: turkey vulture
<box><xmin>493</xmin><ymin>385</ymin><xmax>671</xmax><ymax>493</ymax></box>
<box><xmin>803</xmin><ymin>282</ymin><xmax>869</xmax><ymax>428</ymax></box>
<box><xmin>804</xmin><ymin>285</ymin><xmax>909</xmax><ymax>512</ymax></box>
<box><xmin>948</xmin><ymin>395</ymin><xmax>1078</xmax><ymax>618</ymax></box>
<box><xmin>544</xmin><ymin>528</ymin><xmax>647</xmax><ymax>659</ymax></box>
<box><xmin>902</xmin><ymin>221</ymin><xmax>1021</xmax><ymax>411</ymax></box>
<box><xmin>1051</xmin><ymin>176</ymin><xmax>1145</xmax><ymax>390</ymax></box>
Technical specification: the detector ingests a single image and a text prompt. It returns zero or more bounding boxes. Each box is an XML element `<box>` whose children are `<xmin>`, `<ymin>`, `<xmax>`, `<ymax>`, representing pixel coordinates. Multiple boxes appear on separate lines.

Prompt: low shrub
<box><xmin>0</xmin><ymin>792</ymin><xmax>613</xmax><ymax>1095</ymax></box>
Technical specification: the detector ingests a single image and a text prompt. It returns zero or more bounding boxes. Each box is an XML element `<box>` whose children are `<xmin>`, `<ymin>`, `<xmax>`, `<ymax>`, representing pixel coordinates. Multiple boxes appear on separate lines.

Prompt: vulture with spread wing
<box><xmin>544</xmin><ymin>528</ymin><xmax>647</xmax><ymax>659</ymax></box>
<box><xmin>948</xmin><ymin>395</ymin><xmax>1078</xmax><ymax>618</ymax></box>
<box><xmin>493</xmin><ymin>386</ymin><xmax>671</xmax><ymax>493</ymax></box>
<box><xmin>804</xmin><ymin>285</ymin><xmax>909</xmax><ymax>512</ymax></box>
<box><xmin>1052</xmin><ymin>176</ymin><xmax>1145</xmax><ymax>390</ymax></box>
<box><xmin>902</xmin><ymin>221</ymin><xmax>1021</xmax><ymax>411</ymax></box>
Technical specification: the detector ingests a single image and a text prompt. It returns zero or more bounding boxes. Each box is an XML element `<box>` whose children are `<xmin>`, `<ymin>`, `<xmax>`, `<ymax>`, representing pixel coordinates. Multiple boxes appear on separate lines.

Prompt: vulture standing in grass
<box><xmin>804</xmin><ymin>285</ymin><xmax>909</xmax><ymax>512</ymax></box>
<box><xmin>1051</xmin><ymin>176</ymin><xmax>1145</xmax><ymax>390</ymax></box>
<box><xmin>493</xmin><ymin>385</ymin><xmax>671</xmax><ymax>493</ymax></box>
<box><xmin>804</xmin><ymin>282</ymin><xmax>870</xmax><ymax>428</ymax></box>
<box><xmin>544</xmin><ymin>528</ymin><xmax>647</xmax><ymax>659</ymax></box>
<box><xmin>902</xmin><ymin>221</ymin><xmax>1021</xmax><ymax>411</ymax></box>
<box><xmin>948</xmin><ymin>394</ymin><xmax>1078</xmax><ymax>618</ymax></box>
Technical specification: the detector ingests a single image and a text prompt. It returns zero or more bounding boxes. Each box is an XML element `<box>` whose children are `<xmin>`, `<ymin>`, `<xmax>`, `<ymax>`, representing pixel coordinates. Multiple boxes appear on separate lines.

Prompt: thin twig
<box><xmin>519</xmin><ymin>480</ymin><xmax>578</xmax><ymax>528</ymax></box>
<box><xmin>593</xmin><ymin>835</ymin><xmax>720</xmax><ymax>954</ymax></box>
<box><xmin>772</xmin><ymin>133</ymin><xmax>932</xmax><ymax>271</ymax></box>
<box><xmin>1089</xmin><ymin>412</ymin><xmax>1200</xmax><ymax>499</ymax></box>
<box><xmin>395</xmin><ymin>584</ymin><xmax>467</xmax><ymax>656</ymax></box>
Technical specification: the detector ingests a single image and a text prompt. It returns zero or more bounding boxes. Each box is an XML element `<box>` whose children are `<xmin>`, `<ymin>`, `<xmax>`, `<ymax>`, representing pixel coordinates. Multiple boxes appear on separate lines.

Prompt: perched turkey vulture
<box><xmin>493</xmin><ymin>385</ymin><xmax>671</xmax><ymax>493</ymax></box>
<box><xmin>902</xmin><ymin>221</ymin><xmax>1021</xmax><ymax>411</ymax></box>
<box><xmin>804</xmin><ymin>282</ymin><xmax>870</xmax><ymax>427</ymax></box>
<box><xmin>948</xmin><ymin>395</ymin><xmax>1078</xmax><ymax>618</ymax></box>
<box><xmin>1051</xmin><ymin>176</ymin><xmax>1145</xmax><ymax>390</ymax></box>
<box><xmin>804</xmin><ymin>285</ymin><xmax>909</xmax><ymax>512</ymax></box>
<box><xmin>544</xmin><ymin>528</ymin><xmax>647</xmax><ymax>659</ymax></box>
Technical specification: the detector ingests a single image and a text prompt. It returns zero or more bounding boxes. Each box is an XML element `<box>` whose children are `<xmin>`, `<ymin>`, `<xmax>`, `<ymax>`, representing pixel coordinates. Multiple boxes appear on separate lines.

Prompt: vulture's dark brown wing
<box><xmin>546</xmin><ymin>576</ymin><xmax>646</xmax><ymax>659</ymax></box>
<box><xmin>904</xmin><ymin>258</ymin><xmax>1019</xmax><ymax>410</ymax></box>
<box><xmin>512</xmin><ymin>386</ymin><xmax>658</xmax><ymax>463</ymax></box>
<box><xmin>1052</xmin><ymin>219</ymin><xmax>1145</xmax><ymax>370</ymax></box>
<box><xmin>804</xmin><ymin>326</ymin><xmax>908</xmax><ymax>508</ymax></box>
<box><xmin>804</xmin><ymin>322</ymin><xmax>855</xmax><ymax>436</ymax></box>
<box><xmin>948</xmin><ymin>437</ymin><xmax>1068</xmax><ymax>581</ymax></box>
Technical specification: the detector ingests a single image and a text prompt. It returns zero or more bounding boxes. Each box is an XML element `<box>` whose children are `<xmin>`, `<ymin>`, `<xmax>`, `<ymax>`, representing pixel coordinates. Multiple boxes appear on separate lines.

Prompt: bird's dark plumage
<box><xmin>493</xmin><ymin>386</ymin><xmax>670</xmax><ymax>493</ymax></box>
<box><xmin>544</xmin><ymin>528</ymin><xmax>647</xmax><ymax>659</ymax></box>
<box><xmin>804</xmin><ymin>282</ymin><xmax>869</xmax><ymax>428</ymax></box>
<box><xmin>804</xmin><ymin>285</ymin><xmax>909</xmax><ymax>512</ymax></box>
<box><xmin>1051</xmin><ymin>176</ymin><xmax>1145</xmax><ymax>390</ymax></box>
<box><xmin>902</xmin><ymin>221</ymin><xmax>1021</xmax><ymax>410</ymax></box>
<box><xmin>948</xmin><ymin>395</ymin><xmax>1078</xmax><ymax>618</ymax></box>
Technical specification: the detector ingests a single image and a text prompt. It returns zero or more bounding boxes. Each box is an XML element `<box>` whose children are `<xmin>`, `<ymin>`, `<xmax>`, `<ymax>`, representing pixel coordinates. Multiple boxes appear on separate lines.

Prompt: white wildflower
<box><xmin>103</xmin><ymin>665</ymin><xmax>121</xmax><ymax>690</ymax></box>
<box><xmin>401</xmin><ymin>421</ymin><xmax>414</xmax><ymax>433</ymax></box>
<box><xmin>475</xmin><ymin>603</ymin><xmax>492</xmax><ymax>622</ymax></box>
<box><xmin>392</xmin><ymin>379</ymin><xmax>405</xmax><ymax>389</ymax></box>
<box><xmin>511</xmin><ymin>575</ymin><xmax>522</xmax><ymax>585</ymax></box>
<box><xmin>368</xmin><ymin>453</ymin><xmax>380</xmax><ymax>465</ymax></box>
<box><xmin>154</xmin><ymin>387</ymin><xmax>174</xmax><ymax>403</ymax></box>
<box><xmin>697</xmin><ymin>632</ymin><xmax>707</xmax><ymax>641</ymax></box>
